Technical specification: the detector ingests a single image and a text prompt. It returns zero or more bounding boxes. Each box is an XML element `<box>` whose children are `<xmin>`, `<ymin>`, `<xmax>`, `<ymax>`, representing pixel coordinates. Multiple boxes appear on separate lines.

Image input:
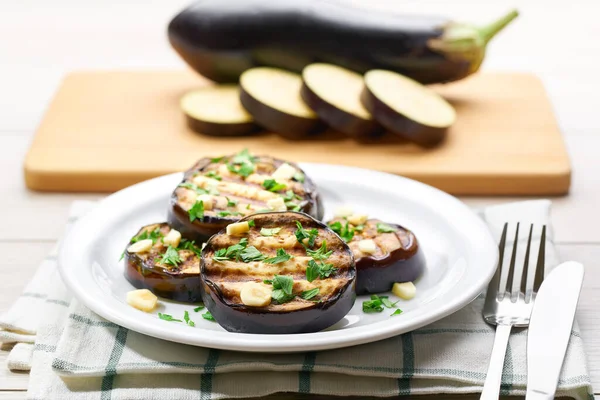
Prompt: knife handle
<box><xmin>480</xmin><ymin>324</ymin><xmax>512</xmax><ymax>400</ymax></box>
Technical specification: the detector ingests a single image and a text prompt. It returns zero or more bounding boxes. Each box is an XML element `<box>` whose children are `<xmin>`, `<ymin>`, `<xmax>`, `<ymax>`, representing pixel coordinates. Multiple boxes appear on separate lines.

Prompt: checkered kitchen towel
<box><xmin>0</xmin><ymin>200</ymin><xmax>594</xmax><ymax>399</ymax></box>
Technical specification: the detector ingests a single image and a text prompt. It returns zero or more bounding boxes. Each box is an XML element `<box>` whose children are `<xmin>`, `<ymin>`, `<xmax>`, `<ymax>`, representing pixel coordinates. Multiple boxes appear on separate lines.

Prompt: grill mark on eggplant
<box><xmin>201</xmin><ymin>212</ymin><xmax>354</xmax><ymax>313</ymax></box>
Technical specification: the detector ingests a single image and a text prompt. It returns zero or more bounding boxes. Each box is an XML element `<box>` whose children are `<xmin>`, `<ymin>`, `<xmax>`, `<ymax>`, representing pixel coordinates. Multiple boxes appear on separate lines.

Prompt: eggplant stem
<box><xmin>479</xmin><ymin>9</ymin><xmax>519</xmax><ymax>44</ymax></box>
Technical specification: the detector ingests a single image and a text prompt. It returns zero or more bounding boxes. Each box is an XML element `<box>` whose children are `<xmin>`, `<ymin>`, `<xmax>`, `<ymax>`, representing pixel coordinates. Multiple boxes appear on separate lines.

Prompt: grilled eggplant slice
<box><xmin>168</xmin><ymin>149</ymin><xmax>324</xmax><ymax>243</ymax></box>
<box><xmin>328</xmin><ymin>217</ymin><xmax>425</xmax><ymax>295</ymax></box>
<box><xmin>124</xmin><ymin>223</ymin><xmax>203</xmax><ymax>302</ymax></box>
<box><xmin>201</xmin><ymin>212</ymin><xmax>356</xmax><ymax>334</ymax></box>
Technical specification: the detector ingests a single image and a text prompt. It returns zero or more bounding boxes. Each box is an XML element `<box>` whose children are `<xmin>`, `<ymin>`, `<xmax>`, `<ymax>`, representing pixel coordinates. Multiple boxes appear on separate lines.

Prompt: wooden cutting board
<box><xmin>24</xmin><ymin>70</ymin><xmax>570</xmax><ymax>195</ymax></box>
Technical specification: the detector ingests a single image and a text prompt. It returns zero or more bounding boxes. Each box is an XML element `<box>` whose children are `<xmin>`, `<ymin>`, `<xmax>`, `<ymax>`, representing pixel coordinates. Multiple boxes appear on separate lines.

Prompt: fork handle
<box><xmin>480</xmin><ymin>324</ymin><xmax>512</xmax><ymax>400</ymax></box>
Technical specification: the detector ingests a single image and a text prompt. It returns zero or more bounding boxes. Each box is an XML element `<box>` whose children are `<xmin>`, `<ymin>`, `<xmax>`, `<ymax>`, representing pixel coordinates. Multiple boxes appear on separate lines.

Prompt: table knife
<box><xmin>526</xmin><ymin>261</ymin><xmax>584</xmax><ymax>400</ymax></box>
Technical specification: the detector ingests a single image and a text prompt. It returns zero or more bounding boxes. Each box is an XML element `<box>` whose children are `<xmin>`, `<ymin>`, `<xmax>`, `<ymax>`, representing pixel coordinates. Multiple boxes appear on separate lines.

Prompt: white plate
<box><xmin>59</xmin><ymin>164</ymin><xmax>497</xmax><ymax>352</ymax></box>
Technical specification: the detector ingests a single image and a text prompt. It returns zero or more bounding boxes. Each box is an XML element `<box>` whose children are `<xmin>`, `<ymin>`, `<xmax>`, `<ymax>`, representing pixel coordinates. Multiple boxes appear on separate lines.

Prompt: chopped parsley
<box><xmin>212</xmin><ymin>238</ymin><xmax>249</xmax><ymax>262</ymax></box>
<box><xmin>202</xmin><ymin>311</ymin><xmax>216</xmax><ymax>322</ymax></box>
<box><xmin>264</xmin><ymin>248</ymin><xmax>293</xmax><ymax>264</ymax></box>
<box><xmin>293</xmin><ymin>172</ymin><xmax>305</xmax><ymax>183</ymax></box>
<box><xmin>227</xmin><ymin>162</ymin><xmax>255</xmax><ymax>178</ymax></box>
<box><xmin>226</xmin><ymin>149</ymin><xmax>256</xmax><ymax>178</ymax></box>
<box><xmin>232</xmin><ymin>148</ymin><xmax>256</xmax><ymax>165</ymax></box>
<box><xmin>193</xmin><ymin>305</ymin><xmax>205</xmax><ymax>312</ymax></box>
<box><xmin>248</xmin><ymin>220</ymin><xmax>255</xmax><ymax>227</ymax></box>
<box><xmin>377</xmin><ymin>223</ymin><xmax>398</xmax><ymax>233</ymax></box>
<box><xmin>183</xmin><ymin>310</ymin><xmax>195</xmax><ymax>327</ymax></box>
<box><xmin>179</xmin><ymin>239</ymin><xmax>202</xmax><ymax>258</ymax></box>
<box><xmin>305</xmin><ymin>259</ymin><xmax>336</xmax><ymax>282</ymax></box>
<box><xmin>239</xmin><ymin>246</ymin><xmax>267</xmax><ymax>262</ymax></box>
<box><xmin>262</xmin><ymin>179</ymin><xmax>287</xmax><ymax>192</ymax></box>
<box><xmin>159</xmin><ymin>246</ymin><xmax>182</xmax><ymax>267</ymax></box>
<box><xmin>205</xmin><ymin>171</ymin><xmax>222</xmax><ymax>181</ymax></box>
<box><xmin>269</xmin><ymin>275</ymin><xmax>295</xmax><ymax>304</ymax></box>
<box><xmin>300</xmin><ymin>287</ymin><xmax>320</xmax><ymax>300</ymax></box>
<box><xmin>178</xmin><ymin>182</ymin><xmax>209</xmax><ymax>195</ymax></box>
<box><xmin>260</xmin><ymin>227</ymin><xmax>282</xmax><ymax>236</ymax></box>
<box><xmin>132</xmin><ymin>227</ymin><xmax>163</xmax><ymax>244</ymax></box>
<box><xmin>362</xmin><ymin>295</ymin><xmax>399</xmax><ymax>314</ymax></box>
<box><xmin>285</xmin><ymin>202</ymin><xmax>302</xmax><ymax>212</ymax></box>
<box><xmin>328</xmin><ymin>221</ymin><xmax>355</xmax><ymax>242</ymax></box>
<box><xmin>158</xmin><ymin>313</ymin><xmax>182</xmax><ymax>322</ymax></box>
<box><xmin>295</xmin><ymin>221</ymin><xmax>318</xmax><ymax>248</ymax></box>
<box><xmin>188</xmin><ymin>200</ymin><xmax>205</xmax><ymax>222</ymax></box>
<box><xmin>217</xmin><ymin>210</ymin><xmax>243</xmax><ymax>217</ymax></box>
<box><xmin>391</xmin><ymin>308</ymin><xmax>403</xmax><ymax>316</ymax></box>
<box><xmin>263</xmin><ymin>279</ymin><xmax>273</xmax><ymax>284</ymax></box>
<box><xmin>283</xmin><ymin>190</ymin><xmax>302</xmax><ymax>202</ymax></box>
<box><xmin>211</xmin><ymin>155</ymin><xmax>225</xmax><ymax>163</ymax></box>
<box><xmin>306</xmin><ymin>241</ymin><xmax>332</xmax><ymax>261</ymax></box>
<box><xmin>226</xmin><ymin>197</ymin><xmax>238</xmax><ymax>207</ymax></box>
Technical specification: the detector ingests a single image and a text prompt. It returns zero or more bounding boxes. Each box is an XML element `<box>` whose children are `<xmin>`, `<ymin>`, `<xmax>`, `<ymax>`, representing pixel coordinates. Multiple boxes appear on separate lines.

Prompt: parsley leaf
<box><xmin>264</xmin><ymin>248</ymin><xmax>293</xmax><ymax>264</ymax></box>
<box><xmin>306</xmin><ymin>241</ymin><xmax>332</xmax><ymax>261</ymax></box>
<box><xmin>227</xmin><ymin>149</ymin><xmax>256</xmax><ymax>178</ymax></box>
<box><xmin>226</xmin><ymin>197</ymin><xmax>238</xmax><ymax>207</ymax></box>
<box><xmin>132</xmin><ymin>227</ymin><xmax>163</xmax><ymax>244</ymax></box>
<box><xmin>210</xmin><ymin>155</ymin><xmax>225</xmax><ymax>163</ymax></box>
<box><xmin>391</xmin><ymin>308</ymin><xmax>403</xmax><ymax>316</ymax></box>
<box><xmin>119</xmin><ymin>251</ymin><xmax>125</xmax><ymax>261</ymax></box>
<box><xmin>306</xmin><ymin>259</ymin><xmax>336</xmax><ymax>282</ymax></box>
<box><xmin>202</xmin><ymin>311</ymin><xmax>216</xmax><ymax>321</ymax></box>
<box><xmin>263</xmin><ymin>279</ymin><xmax>273</xmax><ymax>284</ymax></box>
<box><xmin>205</xmin><ymin>171</ymin><xmax>222</xmax><ymax>181</ymax></box>
<box><xmin>193</xmin><ymin>305</ymin><xmax>205</xmax><ymax>312</ymax></box>
<box><xmin>188</xmin><ymin>200</ymin><xmax>205</xmax><ymax>222</ymax></box>
<box><xmin>232</xmin><ymin>148</ymin><xmax>256</xmax><ymax>165</ymax></box>
<box><xmin>283</xmin><ymin>190</ymin><xmax>302</xmax><ymax>202</ymax></box>
<box><xmin>377</xmin><ymin>223</ymin><xmax>398</xmax><ymax>233</ymax></box>
<box><xmin>262</xmin><ymin>179</ymin><xmax>287</xmax><ymax>192</ymax></box>
<box><xmin>295</xmin><ymin>221</ymin><xmax>318</xmax><ymax>248</ymax></box>
<box><xmin>260</xmin><ymin>227</ymin><xmax>282</xmax><ymax>236</ymax></box>
<box><xmin>328</xmin><ymin>221</ymin><xmax>354</xmax><ymax>242</ymax></box>
<box><xmin>380</xmin><ymin>296</ymin><xmax>399</xmax><ymax>309</ymax></box>
<box><xmin>217</xmin><ymin>210</ymin><xmax>243</xmax><ymax>217</ymax></box>
<box><xmin>285</xmin><ymin>202</ymin><xmax>302</xmax><ymax>211</ymax></box>
<box><xmin>183</xmin><ymin>310</ymin><xmax>195</xmax><ymax>327</ymax></box>
<box><xmin>239</xmin><ymin>246</ymin><xmax>267</xmax><ymax>262</ymax></box>
<box><xmin>160</xmin><ymin>246</ymin><xmax>182</xmax><ymax>267</ymax></box>
<box><xmin>212</xmin><ymin>238</ymin><xmax>249</xmax><ymax>262</ymax></box>
<box><xmin>158</xmin><ymin>313</ymin><xmax>182</xmax><ymax>322</ymax></box>
<box><xmin>270</xmin><ymin>275</ymin><xmax>295</xmax><ymax>304</ymax></box>
<box><xmin>248</xmin><ymin>220</ymin><xmax>255</xmax><ymax>227</ymax></box>
<box><xmin>179</xmin><ymin>239</ymin><xmax>202</xmax><ymax>258</ymax></box>
<box><xmin>362</xmin><ymin>297</ymin><xmax>384</xmax><ymax>313</ymax></box>
<box><xmin>300</xmin><ymin>287</ymin><xmax>320</xmax><ymax>300</ymax></box>
<box><xmin>178</xmin><ymin>182</ymin><xmax>209</xmax><ymax>195</ymax></box>
<box><xmin>293</xmin><ymin>172</ymin><xmax>305</xmax><ymax>183</ymax></box>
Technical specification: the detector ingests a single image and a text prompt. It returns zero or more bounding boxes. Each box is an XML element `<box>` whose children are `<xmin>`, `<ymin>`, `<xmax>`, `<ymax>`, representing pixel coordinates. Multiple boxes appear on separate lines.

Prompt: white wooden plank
<box><xmin>0</xmin><ymin>392</ymin><xmax>26</xmax><ymax>399</ymax></box>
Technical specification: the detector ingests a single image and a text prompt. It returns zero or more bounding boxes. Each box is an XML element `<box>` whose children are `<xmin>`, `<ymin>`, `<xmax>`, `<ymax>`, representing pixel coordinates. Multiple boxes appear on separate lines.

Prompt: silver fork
<box><xmin>480</xmin><ymin>223</ymin><xmax>546</xmax><ymax>399</ymax></box>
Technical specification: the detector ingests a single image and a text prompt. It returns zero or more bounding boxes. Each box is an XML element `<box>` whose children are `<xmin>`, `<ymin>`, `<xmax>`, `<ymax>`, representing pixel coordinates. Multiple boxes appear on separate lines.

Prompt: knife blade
<box><xmin>526</xmin><ymin>261</ymin><xmax>584</xmax><ymax>400</ymax></box>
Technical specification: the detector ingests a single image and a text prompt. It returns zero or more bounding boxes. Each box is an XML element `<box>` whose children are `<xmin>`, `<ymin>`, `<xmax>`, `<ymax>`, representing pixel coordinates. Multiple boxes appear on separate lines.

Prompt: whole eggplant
<box><xmin>168</xmin><ymin>0</ymin><xmax>518</xmax><ymax>84</ymax></box>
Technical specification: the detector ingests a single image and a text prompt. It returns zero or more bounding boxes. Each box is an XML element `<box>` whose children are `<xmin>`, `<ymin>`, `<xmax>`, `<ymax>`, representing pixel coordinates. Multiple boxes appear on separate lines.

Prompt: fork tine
<box><xmin>492</xmin><ymin>223</ymin><xmax>508</xmax><ymax>299</ymax></box>
<box><xmin>520</xmin><ymin>224</ymin><xmax>534</xmax><ymax>297</ymax></box>
<box><xmin>505</xmin><ymin>223</ymin><xmax>520</xmax><ymax>300</ymax></box>
<box><xmin>533</xmin><ymin>225</ymin><xmax>546</xmax><ymax>292</ymax></box>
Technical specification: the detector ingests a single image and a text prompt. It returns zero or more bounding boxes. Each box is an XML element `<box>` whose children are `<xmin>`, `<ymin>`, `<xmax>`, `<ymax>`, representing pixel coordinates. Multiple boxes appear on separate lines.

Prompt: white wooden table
<box><xmin>1</xmin><ymin>0</ymin><xmax>599</xmax><ymax>398</ymax></box>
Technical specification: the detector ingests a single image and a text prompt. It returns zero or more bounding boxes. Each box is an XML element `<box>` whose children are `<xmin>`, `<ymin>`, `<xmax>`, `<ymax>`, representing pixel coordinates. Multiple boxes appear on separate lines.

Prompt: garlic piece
<box><xmin>347</xmin><ymin>214</ymin><xmax>368</xmax><ymax>226</ymax></box>
<box><xmin>271</xmin><ymin>163</ymin><xmax>297</xmax><ymax>180</ymax></box>
<box><xmin>267</xmin><ymin>197</ymin><xmax>287</xmax><ymax>211</ymax></box>
<box><xmin>358</xmin><ymin>239</ymin><xmax>377</xmax><ymax>254</ymax></box>
<box><xmin>163</xmin><ymin>229</ymin><xmax>182</xmax><ymax>247</ymax></box>
<box><xmin>127</xmin><ymin>239</ymin><xmax>153</xmax><ymax>253</ymax></box>
<box><xmin>392</xmin><ymin>282</ymin><xmax>417</xmax><ymax>300</ymax></box>
<box><xmin>226</xmin><ymin>221</ymin><xmax>250</xmax><ymax>236</ymax></box>
<box><xmin>196</xmin><ymin>194</ymin><xmax>214</xmax><ymax>210</ymax></box>
<box><xmin>126</xmin><ymin>289</ymin><xmax>158</xmax><ymax>312</ymax></box>
<box><xmin>240</xmin><ymin>282</ymin><xmax>272</xmax><ymax>307</ymax></box>
<box><xmin>334</xmin><ymin>206</ymin><xmax>354</xmax><ymax>218</ymax></box>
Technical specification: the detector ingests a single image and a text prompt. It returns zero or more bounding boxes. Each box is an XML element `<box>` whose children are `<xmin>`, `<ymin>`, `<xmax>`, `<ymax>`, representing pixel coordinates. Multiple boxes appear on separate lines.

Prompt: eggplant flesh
<box><xmin>124</xmin><ymin>223</ymin><xmax>203</xmax><ymax>302</ymax></box>
<box><xmin>168</xmin><ymin>151</ymin><xmax>324</xmax><ymax>243</ymax></box>
<box><xmin>168</xmin><ymin>0</ymin><xmax>518</xmax><ymax>84</ymax></box>
<box><xmin>201</xmin><ymin>212</ymin><xmax>356</xmax><ymax>334</ymax></box>
<box><xmin>328</xmin><ymin>218</ymin><xmax>425</xmax><ymax>295</ymax></box>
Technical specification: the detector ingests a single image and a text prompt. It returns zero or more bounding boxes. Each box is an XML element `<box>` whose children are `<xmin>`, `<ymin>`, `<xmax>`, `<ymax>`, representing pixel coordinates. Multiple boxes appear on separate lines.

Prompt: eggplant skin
<box><xmin>124</xmin><ymin>223</ymin><xmax>203</xmax><ymax>303</ymax></box>
<box><xmin>360</xmin><ymin>87</ymin><xmax>447</xmax><ymax>147</ymax></box>
<box><xmin>185</xmin><ymin>114</ymin><xmax>261</xmax><ymax>137</ymax></box>
<box><xmin>168</xmin><ymin>155</ymin><xmax>324</xmax><ymax>243</ymax></box>
<box><xmin>201</xmin><ymin>212</ymin><xmax>356</xmax><ymax>334</ymax></box>
<box><xmin>300</xmin><ymin>81</ymin><xmax>384</xmax><ymax>142</ymax></box>
<box><xmin>167</xmin><ymin>0</ymin><xmax>471</xmax><ymax>85</ymax></box>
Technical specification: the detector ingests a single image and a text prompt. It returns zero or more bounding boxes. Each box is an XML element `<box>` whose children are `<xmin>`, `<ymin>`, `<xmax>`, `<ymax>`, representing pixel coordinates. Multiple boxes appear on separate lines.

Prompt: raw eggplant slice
<box><xmin>361</xmin><ymin>69</ymin><xmax>456</xmax><ymax>146</ymax></box>
<box><xmin>181</xmin><ymin>85</ymin><xmax>260</xmax><ymax>136</ymax></box>
<box><xmin>124</xmin><ymin>222</ymin><xmax>203</xmax><ymax>302</ymax></box>
<box><xmin>239</xmin><ymin>67</ymin><xmax>325</xmax><ymax>139</ymax></box>
<box><xmin>328</xmin><ymin>217</ymin><xmax>425</xmax><ymax>295</ymax></box>
<box><xmin>201</xmin><ymin>212</ymin><xmax>356</xmax><ymax>334</ymax></box>
<box><xmin>301</xmin><ymin>63</ymin><xmax>383</xmax><ymax>141</ymax></box>
<box><xmin>168</xmin><ymin>149</ymin><xmax>324</xmax><ymax>243</ymax></box>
